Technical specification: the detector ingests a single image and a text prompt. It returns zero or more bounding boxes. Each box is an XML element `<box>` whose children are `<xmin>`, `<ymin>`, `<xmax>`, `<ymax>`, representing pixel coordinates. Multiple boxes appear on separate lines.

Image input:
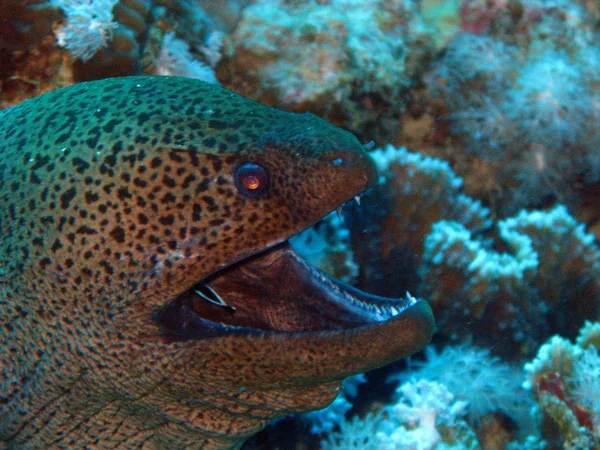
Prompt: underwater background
<box><xmin>1</xmin><ymin>0</ymin><xmax>600</xmax><ymax>448</ymax></box>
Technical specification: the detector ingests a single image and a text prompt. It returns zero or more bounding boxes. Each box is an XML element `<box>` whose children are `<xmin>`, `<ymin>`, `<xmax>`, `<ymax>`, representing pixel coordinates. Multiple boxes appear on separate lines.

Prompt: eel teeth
<box><xmin>292</xmin><ymin>250</ymin><xmax>417</xmax><ymax>321</ymax></box>
<box><xmin>336</xmin><ymin>206</ymin><xmax>343</xmax><ymax>220</ymax></box>
<box><xmin>354</xmin><ymin>195</ymin><xmax>361</xmax><ymax>205</ymax></box>
<box><xmin>195</xmin><ymin>284</ymin><xmax>236</xmax><ymax>313</ymax></box>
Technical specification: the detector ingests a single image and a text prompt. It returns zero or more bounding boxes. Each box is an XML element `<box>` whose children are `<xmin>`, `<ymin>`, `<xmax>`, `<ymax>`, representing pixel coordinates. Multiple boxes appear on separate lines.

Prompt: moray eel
<box><xmin>0</xmin><ymin>76</ymin><xmax>434</xmax><ymax>449</ymax></box>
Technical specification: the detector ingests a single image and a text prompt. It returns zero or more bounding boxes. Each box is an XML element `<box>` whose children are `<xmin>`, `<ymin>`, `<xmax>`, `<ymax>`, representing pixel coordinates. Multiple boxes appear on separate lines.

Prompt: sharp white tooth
<box><xmin>390</xmin><ymin>306</ymin><xmax>399</xmax><ymax>316</ymax></box>
<box><xmin>354</xmin><ymin>195</ymin><xmax>361</xmax><ymax>205</ymax></box>
<box><xmin>336</xmin><ymin>206</ymin><xmax>343</xmax><ymax>220</ymax></box>
<box><xmin>406</xmin><ymin>291</ymin><xmax>417</xmax><ymax>305</ymax></box>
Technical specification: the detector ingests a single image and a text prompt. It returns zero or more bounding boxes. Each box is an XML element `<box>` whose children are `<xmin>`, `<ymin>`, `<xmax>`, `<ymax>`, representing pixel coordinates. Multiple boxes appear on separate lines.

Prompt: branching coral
<box><xmin>302</xmin><ymin>343</ymin><xmax>538</xmax><ymax>449</ymax></box>
<box><xmin>502</xmin><ymin>206</ymin><xmax>600</xmax><ymax>336</ymax></box>
<box><xmin>321</xmin><ymin>379</ymin><xmax>479</xmax><ymax>450</ymax></box>
<box><xmin>344</xmin><ymin>145</ymin><xmax>490</xmax><ymax>298</ymax></box>
<box><xmin>420</xmin><ymin>205</ymin><xmax>600</xmax><ymax>357</ymax></box>
<box><xmin>381</xmin><ymin>380</ymin><xmax>474</xmax><ymax>450</ymax></box>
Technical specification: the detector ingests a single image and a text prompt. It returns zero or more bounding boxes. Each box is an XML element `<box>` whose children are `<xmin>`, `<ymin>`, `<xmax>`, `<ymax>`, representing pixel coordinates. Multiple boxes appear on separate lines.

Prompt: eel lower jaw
<box><xmin>156</xmin><ymin>241</ymin><xmax>431</xmax><ymax>340</ymax></box>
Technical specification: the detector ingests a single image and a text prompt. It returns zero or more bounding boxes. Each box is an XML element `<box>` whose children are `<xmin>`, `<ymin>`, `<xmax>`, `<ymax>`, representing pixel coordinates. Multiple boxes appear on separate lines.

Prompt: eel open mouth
<box><xmin>156</xmin><ymin>240</ymin><xmax>428</xmax><ymax>340</ymax></box>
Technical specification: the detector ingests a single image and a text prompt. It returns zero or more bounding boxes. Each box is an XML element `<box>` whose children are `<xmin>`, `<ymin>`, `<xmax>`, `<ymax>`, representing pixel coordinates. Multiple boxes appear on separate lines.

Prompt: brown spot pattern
<box><xmin>0</xmin><ymin>76</ymin><xmax>376</xmax><ymax>448</ymax></box>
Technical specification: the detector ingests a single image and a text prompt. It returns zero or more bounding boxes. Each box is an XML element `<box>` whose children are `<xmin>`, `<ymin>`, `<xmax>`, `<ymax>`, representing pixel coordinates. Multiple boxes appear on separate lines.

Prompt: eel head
<box><xmin>0</xmin><ymin>76</ymin><xmax>433</xmax><ymax>449</ymax></box>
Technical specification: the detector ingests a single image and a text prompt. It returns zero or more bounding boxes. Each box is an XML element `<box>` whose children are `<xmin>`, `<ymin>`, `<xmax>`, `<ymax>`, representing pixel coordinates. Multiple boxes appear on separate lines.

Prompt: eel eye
<box><xmin>234</xmin><ymin>162</ymin><xmax>269</xmax><ymax>198</ymax></box>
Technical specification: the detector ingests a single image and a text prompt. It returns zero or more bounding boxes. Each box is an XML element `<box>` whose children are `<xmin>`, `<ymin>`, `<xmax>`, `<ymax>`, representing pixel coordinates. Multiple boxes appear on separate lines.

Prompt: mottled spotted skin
<box><xmin>0</xmin><ymin>76</ymin><xmax>430</xmax><ymax>449</ymax></box>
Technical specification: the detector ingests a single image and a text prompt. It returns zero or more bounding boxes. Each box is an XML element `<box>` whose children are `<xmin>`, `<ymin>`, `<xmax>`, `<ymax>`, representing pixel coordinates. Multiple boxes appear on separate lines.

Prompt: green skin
<box><xmin>0</xmin><ymin>76</ymin><xmax>434</xmax><ymax>449</ymax></box>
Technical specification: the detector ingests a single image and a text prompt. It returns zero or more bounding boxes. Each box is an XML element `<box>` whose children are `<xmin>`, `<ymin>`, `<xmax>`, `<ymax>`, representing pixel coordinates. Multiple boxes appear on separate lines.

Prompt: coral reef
<box><xmin>0</xmin><ymin>0</ymin><xmax>154</xmax><ymax>104</ymax></box>
<box><xmin>524</xmin><ymin>321</ymin><xmax>600</xmax><ymax>448</ymax></box>
<box><xmin>345</xmin><ymin>145</ymin><xmax>491</xmax><ymax>298</ymax></box>
<box><xmin>53</xmin><ymin>0</ymin><xmax>155</xmax><ymax>80</ymax></box>
<box><xmin>258</xmin><ymin>134</ymin><xmax>600</xmax><ymax>447</ymax></box>
<box><xmin>0</xmin><ymin>0</ymin><xmax>65</xmax><ymax>107</ymax></box>
<box><xmin>327</xmin><ymin>145</ymin><xmax>600</xmax><ymax>358</ymax></box>
<box><xmin>283</xmin><ymin>142</ymin><xmax>600</xmax><ymax>447</ymax></box>
<box><xmin>246</xmin><ymin>140</ymin><xmax>598</xmax><ymax>448</ymax></box>
<box><xmin>401</xmin><ymin>345</ymin><xmax>534</xmax><ymax>426</ymax></box>
<box><xmin>287</xmin><ymin>344</ymin><xmax>541</xmax><ymax>450</ymax></box>
<box><xmin>420</xmin><ymin>218</ymin><xmax>540</xmax><ymax>353</ymax></box>
<box><xmin>153</xmin><ymin>31</ymin><xmax>220</xmax><ymax>82</ymax></box>
<box><xmin>291</xmin><ymin>213</ymin><xmax>359</xmax><ymax>285</ymax></box>
<box><xmin>0</xmin><ymin>0</ymin><xmax>222</xmax><ymax>103</ymax></box>
<box><xmin>421</xmin><ymin>205</ymin><xmax>600</xmax><ymax>356</ymax></box>
<box><xmin>53</xmin><ymin>0</ymin><xmax>120</xmax><ymax>61</ymax></box>
<box><xmin>425</xmin><ymin>1</ymin><xmax>600</xmax><ymax>213</ymax></box>
<box><xmin>0</xmin><ymin>0</ymin><xmax>62</xmax><ymax>51</ymax></box>
<box><xmin>219</xmin><ymin>0</ymin><xmax>435</xmax><ymax>141</ymax></box>
<box><xmin>321</xmin><ymin>378</ymin><xmax>479</xmax><ymax>450</ymax></box>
